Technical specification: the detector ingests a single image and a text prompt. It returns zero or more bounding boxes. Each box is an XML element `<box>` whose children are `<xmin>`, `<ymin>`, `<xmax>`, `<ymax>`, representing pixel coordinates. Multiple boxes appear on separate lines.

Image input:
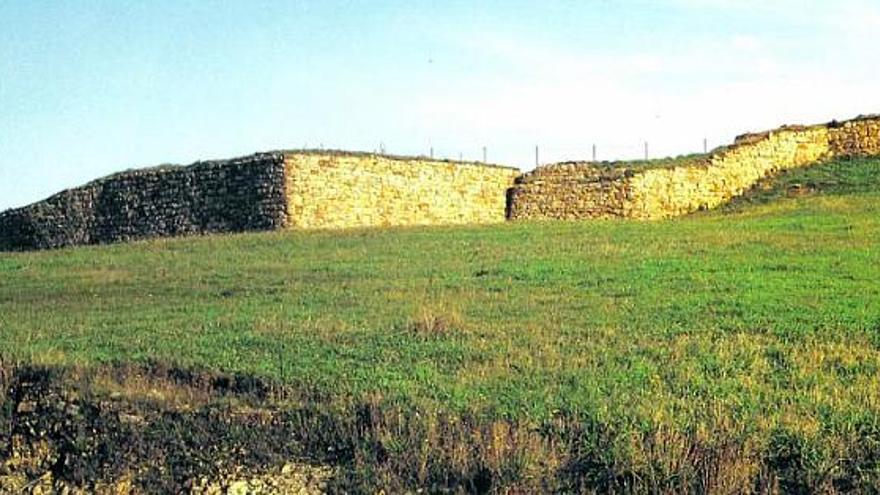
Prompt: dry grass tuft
<box><xmin>406</xmin><ymin>304</ymin><xmax>465</xmax><ymax>338</ymax></box>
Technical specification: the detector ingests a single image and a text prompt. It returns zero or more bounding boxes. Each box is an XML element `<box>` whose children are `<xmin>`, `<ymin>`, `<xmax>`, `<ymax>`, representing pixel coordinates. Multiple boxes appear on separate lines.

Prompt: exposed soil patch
<box><xmin>4</xmin><ymin>359</ymin><xmax>880</xmax><ymax>493</ymax></box>
<box><xmin>0</xmin><ymin>362</ymin><xmax>336</xmax><ymax>494</ymax></box>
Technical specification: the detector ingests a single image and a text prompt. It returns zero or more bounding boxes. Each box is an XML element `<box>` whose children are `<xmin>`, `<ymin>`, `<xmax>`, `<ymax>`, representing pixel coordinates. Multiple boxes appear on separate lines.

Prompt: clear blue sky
<box><xmin>2</xmin><ymin>0</ymin><xmax>878</xmax><ymax>210</ymax></box>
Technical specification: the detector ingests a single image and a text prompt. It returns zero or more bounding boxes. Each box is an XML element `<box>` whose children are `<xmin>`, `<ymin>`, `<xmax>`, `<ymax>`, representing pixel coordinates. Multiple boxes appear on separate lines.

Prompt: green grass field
<box><xmin>3</xmin><ymin>157</ymin><xmax>880</xmax><ymax>492</ymax></box>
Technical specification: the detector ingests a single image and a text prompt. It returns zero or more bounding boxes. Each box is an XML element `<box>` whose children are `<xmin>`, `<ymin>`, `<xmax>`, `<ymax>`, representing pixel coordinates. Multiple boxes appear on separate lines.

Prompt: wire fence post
<box><xmin>430</xmin><ymin>146</ymin><xmax>434</xmax><ymax>159</ymax></box>
<box><xmin>644</xmin><ymin>141</ymin><xmax>649</xmax><ymax>160</ymax></box>
<box><xmin>535</xmin><ymin>145</ymin><xmax>539</xmax><ymax>167</ymax></box>
<box><xmin>592</xmin><ymin>144</ymin><xmax>597</xmax><ymax>162</ymax></box>
<box><xmin>703</xmin><ymin>138</ymin><xmax>708</xmax><ymax>154</ymax></box>
<box><xmin>483</xmin><ymin>146</ymin><xmax>487</xmax><ymax>163</ymax></box>
<box><xmin>459</xmin><ymin>152</ymin><xmax>463</xmax><ymax>163</ymax></box>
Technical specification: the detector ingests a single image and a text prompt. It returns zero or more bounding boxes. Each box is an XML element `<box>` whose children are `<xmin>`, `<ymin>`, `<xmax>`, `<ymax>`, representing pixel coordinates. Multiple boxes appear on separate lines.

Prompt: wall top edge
<box><xmin>717</xmin><ymin>114</ymin><xmax>880</xmax><ymax>146</ymax></box>
<box><xmin>279</xmin><ymin>149</ymin><xmax>519</xmax><ymax>171</ymax></box>
<box><xmin>520</xmin><ymin>113</ymin><xmax>880</xmax><ymax>180</ymax></box>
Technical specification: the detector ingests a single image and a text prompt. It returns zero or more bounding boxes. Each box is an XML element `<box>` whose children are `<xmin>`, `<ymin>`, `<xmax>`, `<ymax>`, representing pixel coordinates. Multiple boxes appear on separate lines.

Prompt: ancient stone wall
<box><xmin>0</xmin><ymin>154</ymin><xmax>287</xmax><ymax>251</ymax></box>
<box><xmin>283</xmin><ymin>152</ymin><xmax>520</xmax><ymax>229</ymax></box>
<box><xmin>505</xmin><ymin>166</ymin><xmax>632</xmax><ymax>220</ymax></box>
<box><xmin>828</xmin><ymin>117</ymin><xmax>880</xmax><ymax>157</ymax></box>
<box><xmin>0</xmin><ymin>151</ymin><xmax>518</xmax><ymax>250</ymax></box>
<box><xmin>2</xmin><ymin>114</ymin><xmax>877</xmax><ymax>251</ymax></box>
<box><xmin>626</xmin><ymin>126</ymin><xmax>830</xmax><ymax>219</ymax></box>
<box><xmin>508</xmin><ymin>115</ymin><xmax>880</xmax><ymax>221</ymax></box>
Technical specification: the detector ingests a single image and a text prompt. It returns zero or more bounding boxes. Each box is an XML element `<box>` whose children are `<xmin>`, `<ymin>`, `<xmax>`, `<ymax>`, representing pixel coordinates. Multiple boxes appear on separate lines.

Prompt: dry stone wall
<box><xmin>508</xmin><ymin>115</ymin><xmax>880</xmax><ymax>221</ymax></box>
<box><xmin>626</xmin><ymin>126</ymin><xmax>830</xmax><ymax>218</ymax></box>
<box><xmin>828</xmin><ymin>117</ymin><xmax>880</xmax><ymax>157</ymax></box>
<box><xmin>0</xmin><ymin>151</ymin><xmax>518</xmax><ymax>250</ymax></box>
<box><xmin>0</xmin><ymin>154</ymin><xmax>287</xmax><ymax>251</ymax></box>
<box><xmin>283</xmin><ymin>152</ymin><xmax>520</xmax><ymax>229</ymax></box>
<box><xmin>505</xmin><ymin>166</ymin><xmax>632</xmax><ymax>220</ymax></box>
<box><xmin>2</xmin><ymin>114</ymin><xmax>877</xmax><ymax>251</ymax></box>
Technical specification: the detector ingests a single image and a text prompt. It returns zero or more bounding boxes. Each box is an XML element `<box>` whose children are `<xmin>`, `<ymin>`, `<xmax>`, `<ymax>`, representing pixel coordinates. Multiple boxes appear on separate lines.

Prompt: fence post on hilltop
<box><xmin>535</xmin><ymin>145</ymin><xmax>539</xmax><ymax>167</ymax></box>
<box><xmin>644</xmin><ymin>142</ymin><xmax>649</xmax><ymax>160</ymax></box>
<box><xmin>430</xmin><ymin>146</ymin><xmax>434</xmax><ymax>159</ymax></box>
<box><xmin>592</xmin><ymin>144</ymin><xmax>597</xmax><ymax>162</ymax></box>
<box><xmin>704</xmin><ymin>138</ymin><xmax>708</xmax><ymax>154</ymax></box>
<box><xmin>483</xmin><ymin>146</ymin><xmax>487</xmax><ymax>163</ymax></box>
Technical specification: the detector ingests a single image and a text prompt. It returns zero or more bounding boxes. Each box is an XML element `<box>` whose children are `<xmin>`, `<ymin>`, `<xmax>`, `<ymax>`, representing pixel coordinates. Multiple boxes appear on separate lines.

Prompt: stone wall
<box><xmin>283</xmin><ymin>152</ymin><xmax>520</xmax><ymax>229</ymax></box>
<box><xmin>0</xmin><ymin>154</ymin><xmax>287</xmax><ymax>251</ymax></box>
<box><xmin>626</xmin><ymin>126</ymin><xmax>830</xmax><ymax>219</ymax></box>
<box><xmin>0</xmin><ymin>151</ymin><xmax>518</xmax><ymax>250</ymax></box>
<box><xmin>828</xmin><ymin>116</ymin><xmax>880</xmax><ymax>157</ymax></box>
<box><xmin>505</xmin><ymin>165</ymin><xmax>632</xmax><ymax>220</ymax></box>
<box><xmin>508</xmin><ymin>115</ymin><xmax>880</xmax><ymax>221</ymax></box>
<box><xmin>2</xmin><ymin>114</ymin><xmax>877</xmax><ymax>251</ymax></box>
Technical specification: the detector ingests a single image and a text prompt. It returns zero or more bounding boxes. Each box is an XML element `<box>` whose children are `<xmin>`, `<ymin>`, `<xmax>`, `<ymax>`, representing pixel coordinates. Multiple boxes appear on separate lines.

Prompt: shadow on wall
<box><xmin>0</xmin><ymin>154</ymin><xmax>288</xmax><ymax>251</ymax></box>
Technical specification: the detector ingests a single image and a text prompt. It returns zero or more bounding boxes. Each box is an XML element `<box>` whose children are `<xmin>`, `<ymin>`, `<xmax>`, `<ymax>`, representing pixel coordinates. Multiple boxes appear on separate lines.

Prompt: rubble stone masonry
<box><xmin>0</xmin><ymin>152</ymin><xmax>518</xmax><ymax>250</ymax></box>
<box><xmin>508</xmin><ymin>115</ymin><xmax>880</xmax><ymax>221</ymax></box>
<box><xmin>1</xmin><ymin>115</ymin><xmax>878</xmax><ymax>250</ymax></box>
<box><xmin>0</xmin><ymin>154</ymin><xmax>288</xmax><ymax>251</ymax></box>
<box><xmin>283</xmin><ymin>153</ymin><xmax>520</xmax><ymax>229</ymax></box>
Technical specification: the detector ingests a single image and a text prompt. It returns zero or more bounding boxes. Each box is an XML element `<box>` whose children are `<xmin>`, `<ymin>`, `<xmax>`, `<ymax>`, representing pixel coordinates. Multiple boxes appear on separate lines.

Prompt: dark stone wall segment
<box><xmin>0</xmin><ymin>153</ymin><xmax>287</xmax><ymax>251</ymax></box>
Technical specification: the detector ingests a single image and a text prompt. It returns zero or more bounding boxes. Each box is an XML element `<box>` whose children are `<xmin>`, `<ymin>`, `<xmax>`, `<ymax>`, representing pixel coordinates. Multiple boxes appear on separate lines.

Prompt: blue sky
<box><xmin>2</xmin><ymin>0</ymin><xmax>879</xmax><ymax>210</ymax></box>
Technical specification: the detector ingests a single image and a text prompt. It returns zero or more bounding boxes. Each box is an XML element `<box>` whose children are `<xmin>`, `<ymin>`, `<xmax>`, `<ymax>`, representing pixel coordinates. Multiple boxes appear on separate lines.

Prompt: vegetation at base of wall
<box><xmin>2</xmin><ymin>157</ymin><xmax>880</xmax><ymax>491</ymax></box>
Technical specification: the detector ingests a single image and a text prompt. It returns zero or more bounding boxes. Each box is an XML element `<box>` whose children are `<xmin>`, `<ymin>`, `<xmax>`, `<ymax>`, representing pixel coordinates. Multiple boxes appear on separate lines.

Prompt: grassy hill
<box><xmin>2</xmin><ymin>157</ymin><xmax>880</xmax><ymax>492</ymax></box>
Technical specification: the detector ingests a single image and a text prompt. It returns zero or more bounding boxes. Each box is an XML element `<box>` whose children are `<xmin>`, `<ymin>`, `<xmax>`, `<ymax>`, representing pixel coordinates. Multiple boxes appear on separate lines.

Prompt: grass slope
<box><xmin>2</xmin><ymin>157</ymin><xmax>880</xmax><ymax>491</ymax></box>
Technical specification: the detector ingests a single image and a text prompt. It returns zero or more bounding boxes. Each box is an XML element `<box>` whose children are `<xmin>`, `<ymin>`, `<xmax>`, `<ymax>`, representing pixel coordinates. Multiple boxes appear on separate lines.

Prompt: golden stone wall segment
<box><xmin>509</xmin><ymin>115</ymin><xmax>880</xmax><ymax>221</ymax></box>
<box><xmin>283</xmin><ymin>153</ymin><xmax>520</xmax><ymax>230</ymax></box>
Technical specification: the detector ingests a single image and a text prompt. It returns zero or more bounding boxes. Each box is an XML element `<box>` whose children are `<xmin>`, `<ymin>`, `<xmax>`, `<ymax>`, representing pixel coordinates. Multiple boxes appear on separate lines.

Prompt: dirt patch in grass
<box><xmin>0</xmin><ymin>361</ymin><xmax>336</xmax><ymax>493</ymax></box>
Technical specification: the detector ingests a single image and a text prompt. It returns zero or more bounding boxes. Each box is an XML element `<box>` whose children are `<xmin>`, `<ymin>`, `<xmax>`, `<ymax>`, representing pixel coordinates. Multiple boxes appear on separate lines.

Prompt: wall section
<box><xmin>283</xmin><ymin>152</ymin><xmax>520</xmax><ymax>229</ymax></box>
<box><xmin>506</xmin><ymin>166</ymin><xmax>631</xmax><ymax>220</ymax></box>
<box><xmin>828</xmin><ymin>117</ymin><xmax>880</xmax><ymax>157</ymax></box>
<box><xmin>626</xmin><ymin>126</ymin><xmax>830</xmax><ymax>219</ymax></box>
<box><xmin>0</xmin><ymin>153</ymin><xmax>287</xmax><ymax>251</ymax></box>
<box><xmin>509</xmin><ymin>115</ymin><xmax>880</xmax><ymax>221</ymax></box>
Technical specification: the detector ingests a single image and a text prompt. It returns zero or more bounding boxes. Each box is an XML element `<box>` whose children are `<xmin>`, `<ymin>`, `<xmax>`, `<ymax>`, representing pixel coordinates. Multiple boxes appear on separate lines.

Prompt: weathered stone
<box><xmin>283</xmin><ymin>153</ymin><xmax>518</xmax><ymax>229</ymax></box>
<box><xmin>16</xmin><ymin>401</ymin><xmax>37</xmax><ymax>414</ymax></box>
<box><xmin>1</xmin><ymin>114</ymin><xmax>878</xmax><ymax>251</ymax></box>
<box><xmin>0</xmin><ymin>152</ymin><xmax>519</xmax><ymax>251</ymax></box>
<box><xmin>0</xmin><ymin>153</ymin><xmax>288</xmax><ymax>251</ymax></box>
<box><xmin>508</xmin><ymin>115</ymin><xmax>880</xmax><ymax>221</ymax></box>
